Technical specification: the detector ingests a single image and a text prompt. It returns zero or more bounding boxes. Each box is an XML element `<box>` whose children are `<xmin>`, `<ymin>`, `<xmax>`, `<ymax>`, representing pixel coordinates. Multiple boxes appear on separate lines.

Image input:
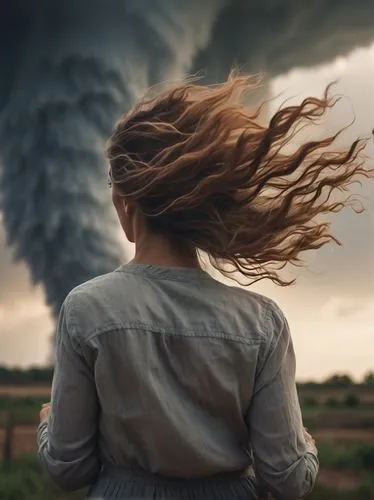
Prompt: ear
<box><xmin>123</xmin><ymin>198</ymin><xmax>130</xmax><ymax>215</ymax></box>
<box><xmin>124</xmin><ymin>198</ymin><xmax>136</xmax><ymax>216</ymax></box>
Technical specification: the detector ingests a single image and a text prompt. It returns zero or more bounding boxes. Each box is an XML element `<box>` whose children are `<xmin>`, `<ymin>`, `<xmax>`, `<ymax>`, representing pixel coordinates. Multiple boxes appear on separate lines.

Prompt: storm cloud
<box><xmin>1</xmin><ymin>0</ymin><xmax>374</xmax><ymax>319</ymax></box>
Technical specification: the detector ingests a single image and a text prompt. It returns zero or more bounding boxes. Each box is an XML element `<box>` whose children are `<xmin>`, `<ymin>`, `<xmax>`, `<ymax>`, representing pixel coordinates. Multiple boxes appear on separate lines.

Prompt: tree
<box><xmin>324</xmin><ymin>373</ymin><xmax>355</xmax><ymax>387</ymax></box>
<box><xmin>0</xmin><ymin>366</ymin><xmax>53</xmax><ymax>385</ymax></box>
<box><xmin>363</xmin><ymin>371</ymin><xmax>374</xmax><ymax>386</ymax></box>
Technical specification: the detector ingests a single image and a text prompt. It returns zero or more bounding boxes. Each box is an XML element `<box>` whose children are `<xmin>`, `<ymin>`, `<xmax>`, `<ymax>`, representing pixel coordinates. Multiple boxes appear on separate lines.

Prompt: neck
<box><xmin>130</xmin><ymin>231</ymin><xmax>200</xmax><ymax>269</ymax></box>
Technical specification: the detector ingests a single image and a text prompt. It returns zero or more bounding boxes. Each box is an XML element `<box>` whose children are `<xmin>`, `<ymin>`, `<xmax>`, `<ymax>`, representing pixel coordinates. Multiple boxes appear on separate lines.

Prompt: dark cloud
<box><xmin>192</xmin><ymin>1</ymin><xmax>374</xmax><ymax>81</ymax></box>
<box><xmin>0</xmin><ymin>0</ymin><xmax>226</xmax><ymax>316</ymax></box>
<box><xmin>0</xmin><ymin>217</ymin><xmax>35</xmax><ymax>306</ymax></box>
<box><xmin>1</xmin><ymin>0</ymin><xmax>374</xmax><ymax>319</ymax></box>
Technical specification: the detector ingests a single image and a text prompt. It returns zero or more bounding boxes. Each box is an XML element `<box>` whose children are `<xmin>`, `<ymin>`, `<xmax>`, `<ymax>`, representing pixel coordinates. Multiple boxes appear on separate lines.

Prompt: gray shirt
<box><xmin>37</xmin><ymin>263</ymin><xmax>318</xmax><ymax>499</ymax></box>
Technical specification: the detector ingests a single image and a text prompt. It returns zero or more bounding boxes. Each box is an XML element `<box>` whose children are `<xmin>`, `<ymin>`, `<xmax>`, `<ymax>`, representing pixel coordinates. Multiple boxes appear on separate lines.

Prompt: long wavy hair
<box><xmin>106</xmin><ymin>73</ymin><xmax>373</xmax><ymax>286</ymax></box>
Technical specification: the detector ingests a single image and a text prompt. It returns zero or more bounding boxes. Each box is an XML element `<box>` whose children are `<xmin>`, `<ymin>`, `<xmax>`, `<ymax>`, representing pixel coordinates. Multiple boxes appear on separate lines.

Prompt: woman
<box><xmin>37</xmin><ymin>74</ymin><xmax>371</xmax><ymax>499</ymax></box>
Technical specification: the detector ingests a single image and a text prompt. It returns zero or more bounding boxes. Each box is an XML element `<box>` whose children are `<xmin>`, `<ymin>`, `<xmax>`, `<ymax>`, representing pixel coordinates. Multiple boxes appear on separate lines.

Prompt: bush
<box><xmin>325</xmin><ymin>397</ymin><xmax>340</xmax><ymax>408</ymax></box>
<box><xmin>355</xmin><ymin>444</ymin><xmax>374</xmax><ymax>470</ymax></box>
<box><xmin>344</xmin><ymin>392</ymin><xmax>360</xmax><ymax>408</ymax></box>
<box><xmin>0</xmin><ymin>396</ymin><xmax>45</xmax><ymax>412</ymax></box>
<box><xmin>303</xmin><ymin>395</ymin><xmax>319</xmax><ymax>408</ymax></box>
<box><xmin>318</xmin><ymin>442</ymin><xmax>374</xmax><ymax>471</ymax></box>
<box><xmin>0</xmin><ymin>397</ymin><xmax>44</xmax><ymax>426</ymax></box>
<box><xmin>317</xmin><ymin>442</ymin><xmax>360</xmax><ymax>469</ymax></box>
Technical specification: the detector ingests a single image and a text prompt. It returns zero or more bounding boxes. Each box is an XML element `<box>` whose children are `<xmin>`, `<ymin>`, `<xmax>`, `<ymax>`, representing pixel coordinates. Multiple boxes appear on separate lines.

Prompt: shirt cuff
<box><xmin>37</xmin><ymin>420</ymin><xmax>48</xmax><ymax>452</ymax></box>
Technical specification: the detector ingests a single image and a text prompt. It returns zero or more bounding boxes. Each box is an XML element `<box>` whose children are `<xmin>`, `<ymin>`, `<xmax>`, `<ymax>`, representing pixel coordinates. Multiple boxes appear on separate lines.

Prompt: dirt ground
<box><xmin>0</xmin><ymin>425</ymin><xmax>38</xmax><ymax>459</ymax></box>
<box><xmin>314</xmin><ymin>428</ymin><xmax>374</xmax><ymax>443</ymax></box>
<box><xmin>317</xmin><ymin>469</ymin><xmax>362</xmax><ymax>490</ymax></box>
<box><xmin>0</xmin><ymin>385</ymin><xmax>51</xmax><ymax>397</ymax></box>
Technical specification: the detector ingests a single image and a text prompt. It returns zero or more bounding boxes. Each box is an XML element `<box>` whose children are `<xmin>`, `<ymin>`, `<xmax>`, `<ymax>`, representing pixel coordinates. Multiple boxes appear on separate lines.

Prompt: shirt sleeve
<box><xmin>246</xmin><ymin>301</ymin><xmax>319</xmax><ymax>500</ymax></box>
<box><xmin>37</xmin><ymin>293</ymin><xmax>100</xmax><ymax>491</ymax></box>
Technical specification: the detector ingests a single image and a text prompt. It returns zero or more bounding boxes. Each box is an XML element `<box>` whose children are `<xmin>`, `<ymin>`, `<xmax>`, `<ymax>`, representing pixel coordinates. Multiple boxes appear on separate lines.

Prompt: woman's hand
<box><xmin>40</xmin><ymin>402</ymin><xmax>51</xmax><ymax>424</ymax></box>
<box><xmin>303</xmin><ymin>427</ymin><xmax>317</xmax><ymax>453</ymax></box>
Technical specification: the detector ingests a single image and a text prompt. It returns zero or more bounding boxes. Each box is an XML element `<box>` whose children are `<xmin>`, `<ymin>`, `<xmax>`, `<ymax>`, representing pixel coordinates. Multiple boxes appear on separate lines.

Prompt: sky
<box><xmin>0</xmin><ymin>44</ymin><xmax>373</xmax><ymax>381</ymax></box>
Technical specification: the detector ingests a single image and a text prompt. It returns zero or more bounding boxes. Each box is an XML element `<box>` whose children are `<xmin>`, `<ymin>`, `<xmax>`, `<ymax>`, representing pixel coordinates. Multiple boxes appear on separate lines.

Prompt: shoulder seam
<box><xmin>87</xmin><ymin>324</ymin><xmax>266</xmax><ymax>346</ymax></box>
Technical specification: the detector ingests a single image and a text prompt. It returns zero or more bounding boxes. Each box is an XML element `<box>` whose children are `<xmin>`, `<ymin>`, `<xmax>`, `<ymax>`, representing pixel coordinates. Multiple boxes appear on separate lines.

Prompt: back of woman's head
<box><xmin>107</xmin><ymin>73</ymin><xmax>373</xmax><ymax>285</ymax></box>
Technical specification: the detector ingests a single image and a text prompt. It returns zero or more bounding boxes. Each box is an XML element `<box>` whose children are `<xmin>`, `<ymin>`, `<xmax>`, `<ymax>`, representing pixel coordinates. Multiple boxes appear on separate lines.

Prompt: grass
<box><xmin>0</xmin><ymin>396</ymin><xmax>46</xmax><ymax>411</ymax></box>
<box><xmin>318</xmin><ymin>442</ymin><xmax>374</xmax><ymax>470</ymax></box>
<box><xmin>0</xmin><ymin>455</ymin><xmax>85</xmax><ymax>500</ymax></box>
<box><xmin>0</xmin><ymin>384</ymin><xmax>374</xmax><ymax>498</ymax></box>
<box><xmin>0</xmin><ymin>397</ymin><xmax>44</xmax><ymax>426</ymax></box>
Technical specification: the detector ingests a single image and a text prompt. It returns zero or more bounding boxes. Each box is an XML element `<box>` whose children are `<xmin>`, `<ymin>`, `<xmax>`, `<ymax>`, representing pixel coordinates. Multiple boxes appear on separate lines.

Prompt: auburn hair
<box><xmin>106</xmin><ymin>73</ymin><xmax>373</xmax><ymax>286</ymax></box>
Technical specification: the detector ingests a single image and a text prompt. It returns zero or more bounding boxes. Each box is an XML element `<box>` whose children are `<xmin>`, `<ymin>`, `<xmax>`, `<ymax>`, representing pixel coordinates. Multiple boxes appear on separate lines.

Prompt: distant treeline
<box><xmin>0</xmin><ymin>365</ymin><xmax>373</xmax><ymax>386</ymax></box>
<box><xmin>0</xmin><ymin>367</ymin><xmax>53</xmax><ymax>385</ymax></box>
<box><xmin>299</xmin><ymin>372</ymin><xmax>374</xmax><ymax>387</ymax></box>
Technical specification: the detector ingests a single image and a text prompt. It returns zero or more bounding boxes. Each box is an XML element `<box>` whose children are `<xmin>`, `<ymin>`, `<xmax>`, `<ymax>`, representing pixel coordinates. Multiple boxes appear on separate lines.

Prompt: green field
<box><xmin>0</xmin><ymin>382</ymin><xmax>374</xmax><ymax>499</ymax></box>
